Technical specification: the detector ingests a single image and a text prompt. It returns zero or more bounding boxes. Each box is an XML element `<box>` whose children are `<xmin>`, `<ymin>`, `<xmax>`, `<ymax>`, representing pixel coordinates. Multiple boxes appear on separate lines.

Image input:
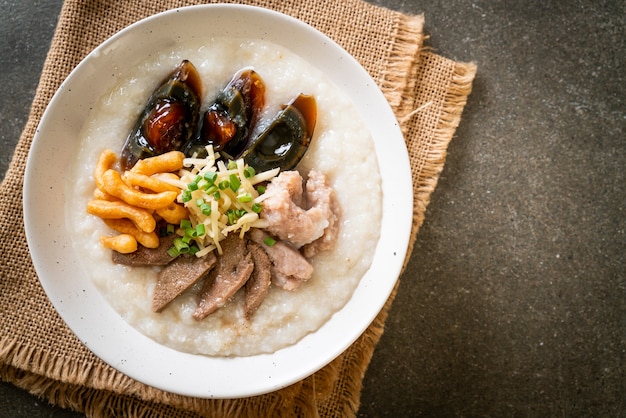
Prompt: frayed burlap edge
<box><xmin>377</xmin><ymin>14</ymin><xmax>424</xmax><ymax>109</ymax></box>
<box><xmin>398</xmin><ymin>50</ymin><xmax>478</xmax><ymax>269</ymax></box>
<box><xmin>319</xmin><ymin>53</ymin><xmax>478</xmax><ymax>416</ymax></box>
<box><xmin>1</xmin><ymin>363</ymin><xmax>202</xmax><ymax>418</ymax></box>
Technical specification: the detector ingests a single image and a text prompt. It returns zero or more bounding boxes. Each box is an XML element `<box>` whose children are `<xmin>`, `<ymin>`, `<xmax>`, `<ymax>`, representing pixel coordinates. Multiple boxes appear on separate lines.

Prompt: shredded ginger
<box><xmin>175</xmin><ymin>145</ymin><xmax>279</xmax><ymax>256</ymax></box>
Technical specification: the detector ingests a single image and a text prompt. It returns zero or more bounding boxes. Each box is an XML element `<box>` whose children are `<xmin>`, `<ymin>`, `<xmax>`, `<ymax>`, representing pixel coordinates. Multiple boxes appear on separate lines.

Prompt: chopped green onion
<box><xmin>195</xmin><ymin>223</ymin><xmax>206</xmax><ymax>236</ymax></box>
<box><xmin>181</xmin><ymin>190</ymin><xmax>192</xmax><ymax>203</ymax></box>
<box><xmin>201</xmin><ymin>203</ymin><xmax>212</xmax><ymax>216</ymax></box>
<box><xmin>251</xmin><ymin>203</ymin><xmax>262</xmax><ymax>213</ymax></box>
<box><xmin>173</xmin><ymin>237</ymin><xmax>189</xmax><ymax>253</ymax></box>
<box><xmin>182</xmin><ymin>234</ymin><xmax>193</xmax><ymax>244</ymax></box>
<box><xmin>244</xmin><ymin>166</ymin><xmax>256</xmax><ymax>178</ymax></box>
<box><xmin>227</xmin><ymin>160</ymin><xmax>238</xmax><ymax>170</ymax></box>
<box><xmin>206</xmin><ymin>185</ymin><xmax>218</xmax><ymax>195</ymax></box>
<box><xmin>195</xmin><ymin>198</ymin><xmax>205</xmax><ymax>207</ymax></box>
<box><xmin>188</xmin><ymin>181</ymin><xmax>199</xmax><ymax>191</ymax></box>
<box><xmin>219</xmin><ymin>180</ymin><xmax>230</xmax><ymax>190</ymax></box>
<box><xmin>263</xmin><ymin>237</ymin><xmax>276</xmax><ymax>246</ymax></box>
<box><xmin>160</xmin><ymin>224</ymin><xmax>177</xmax><ymax>237</ymax></box>
<box><xmin>238</xmin><ymin>193</ymin><xmax>252</xmax><ymax>203</ymax></box>
<box><xmin>256</xmin><ymin>185</ymin><xmax>266</xmax><ymax>194</ymax></box>
<box><xmin>229</xmin><ymin>174</ymin><xmax>241</xmax><ymax>192</ymax></box>
<box><xmin>213</xmin><ymin>191</ymin><xmax>221</xmax><ymax>200</ymax></box>
<box><xmin>180</xmin><ymin>219</ymin><xmax>192</xmax><ymax>229</ymax></box>
<box><xmin>226</xmin><ymin>209</ymin><xmax>246</xmax><ymax>225</ymax></box>
<box><xmin>204</xmin><ymin>171</ymin><xmax>217</xmax><ymax>183</ymax></box>
<box><xmin>189</xmin><ymin>245</ymin><xmax>199</xmax><ymax>255</ymax></box>
<box><xmin>230</xmin><ymin>174</ymin><xmax>241</xmax><ymax>193</ymax></box>
<box><xmin>167</xmin><ymin>246</ymin><xmax>179</xmax><ymax>258</ymax></box>
<box><xmin>226</xmin><ymin>210</ymin><xmax>237</xmax><ymax>225</ymax></box>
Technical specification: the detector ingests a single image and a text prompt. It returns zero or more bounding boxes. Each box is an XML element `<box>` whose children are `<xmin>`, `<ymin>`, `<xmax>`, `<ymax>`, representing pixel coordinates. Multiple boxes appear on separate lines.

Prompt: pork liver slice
<box><xmin>193</xmin><ymin>235</ymin><xmax>254</xmax><ymax>320</ymax></box>
<box><xmin>152</xmin><ymin>252</ymin><xmax>217</xmax><ymax>312</ymax></box>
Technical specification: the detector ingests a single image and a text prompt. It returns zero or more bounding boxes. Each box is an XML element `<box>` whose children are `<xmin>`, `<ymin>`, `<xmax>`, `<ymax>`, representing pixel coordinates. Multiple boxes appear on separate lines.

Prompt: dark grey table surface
<box><xmin>1</xmin><ymin>1</ymin><xmax>624</xmax><ymax>417</ymax></box>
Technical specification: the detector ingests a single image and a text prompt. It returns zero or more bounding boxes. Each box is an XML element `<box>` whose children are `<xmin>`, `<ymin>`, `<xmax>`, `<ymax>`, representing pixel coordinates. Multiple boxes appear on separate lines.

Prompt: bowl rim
<box><xmin>23</xmin><ymin>3</ymin><xmax>413</xmax><ymax>398</ymax></box>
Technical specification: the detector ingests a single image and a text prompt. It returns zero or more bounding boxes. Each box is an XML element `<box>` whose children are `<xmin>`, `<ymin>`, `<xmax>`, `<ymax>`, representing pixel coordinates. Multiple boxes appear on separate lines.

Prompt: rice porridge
<box><xmin>66</xmin><ymin>38</ymin><xmax>382</xmax><ymax>356</ymax></box>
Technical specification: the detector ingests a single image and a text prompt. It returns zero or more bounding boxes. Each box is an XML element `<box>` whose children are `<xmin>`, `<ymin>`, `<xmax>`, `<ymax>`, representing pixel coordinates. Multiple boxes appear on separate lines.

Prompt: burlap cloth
<box><xmin>0</xmin><ymin>0</ymin><xmax>476</xmax><ymax>416</ymax></box>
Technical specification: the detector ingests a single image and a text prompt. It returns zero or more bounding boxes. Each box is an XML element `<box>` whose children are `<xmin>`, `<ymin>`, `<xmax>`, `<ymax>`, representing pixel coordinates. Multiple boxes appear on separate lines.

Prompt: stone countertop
<box><xmin>0</xmin><ymin>1</ymin><xmax>623</xmax><ymax>416</ymax></box>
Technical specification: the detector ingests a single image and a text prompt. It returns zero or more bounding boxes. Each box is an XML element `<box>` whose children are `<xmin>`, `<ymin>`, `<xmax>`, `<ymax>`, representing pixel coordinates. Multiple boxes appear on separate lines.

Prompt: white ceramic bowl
<box><xmin>23</xmin><ymin>4</ymin><xmax>412</xmax><ymax>398</ymax></box>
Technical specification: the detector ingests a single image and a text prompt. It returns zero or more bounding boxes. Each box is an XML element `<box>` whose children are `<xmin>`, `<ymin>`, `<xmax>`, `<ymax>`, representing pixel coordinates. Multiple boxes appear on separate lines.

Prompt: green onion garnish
<box><xmin>204</xmin><ymin>171</ymin><xmax>217</xmax><ymax>183</ymax></box>
<box><xmin>227</xmin><ymin>160</ymin><xmax>237</xmax><ymax>170</ymax></box>
<box><xmin>201</xmin><ymin>203</ymin><xmax>211</xmax><ymax>216</ymax></box>
<box><xmin>195</xmin><ymin>223</ymin><xmax>206</xmax><ymax>237</ymax></box>
<box><xmin>256</xmin><ymin>185</ymin><xmax>266</xmax><ymax>194</ymax></box>
<box><xmin>180</xmin><ymin>219</ymin><xmax>192</xmax><ymax>229</ymax></box>
<box><xmin>219</xmin><ymin>180</ymin><xmax>230</xmax><ymax>190</ymax></box>
<box><xmin>244</xmin><ymin>166</ymin><xmax>256</xmax><ymax>178</ymax></box>
<box><xmin>226</xmin><ymin>209</ymin><xmax>246</xmax><ymax>225</ymax></box>
<box><xmin>173</xmin><ymin>237</ymin><xmax>189</xmax><ymax>253</ymax></box>
<box><xmin>263</xmin><ymin>237</ymin><xmax>276</xmax><ymax>246</ymax></box>
<box><xmin>251</xmin><ymin>203</ymin><xmax>262</xmax><ymax>213</ymax></box>
<box><xmin>226</xmin><ymin>210</ymin><xmax>237</xmax><ymax>225</ymax></box>
<box><xmin>238</xmin><ymin>193</ymin><xmax>252</xmax><ymax>203</ymax></box>
<box><xmin>160</xmin><ymin>225</ymin><xmax>175</xmax><ymax>237</ymax></box>
<box><xmin>188</xmin><ymin>181</ymin><xmax>199</xmax><ymax>191</ymax></box>
<box><xmin>229</xmin><ymin>174</ymin><xmax>241</xmax><ymax>192</ymax></box>
<box><xmin>195</xmin><ymin>198</ymin><xmax>205</xmax><ymax>207</ymax></box>
<box><xmin>181</xmin><ymin>190</ymin><xmax>192</xmax><ymax>203</ymax></box>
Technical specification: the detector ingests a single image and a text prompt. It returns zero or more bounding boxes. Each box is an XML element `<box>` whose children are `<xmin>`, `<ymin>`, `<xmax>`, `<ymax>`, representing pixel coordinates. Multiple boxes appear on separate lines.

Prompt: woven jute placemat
<box><xmin>0</xmin><ymin>0</ymin><xmax>476</xmax><ymax>416</ymax></box>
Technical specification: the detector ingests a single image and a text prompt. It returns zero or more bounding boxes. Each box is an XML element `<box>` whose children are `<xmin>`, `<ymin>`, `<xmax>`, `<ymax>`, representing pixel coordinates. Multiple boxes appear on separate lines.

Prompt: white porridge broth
<box><xmin>67</xmin><ymin>38</ymin><xmax>382</xmax><ymax>356</ymax></box>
